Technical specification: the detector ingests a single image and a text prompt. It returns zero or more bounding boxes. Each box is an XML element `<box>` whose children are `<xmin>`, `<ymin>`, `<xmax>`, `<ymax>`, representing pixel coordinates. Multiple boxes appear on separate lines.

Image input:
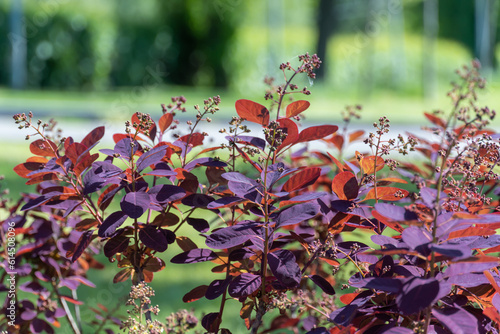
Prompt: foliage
<box><xmin>1</xmin><ymin>55</ymin><xmax>500</xmax><ymax>334</ymax></box>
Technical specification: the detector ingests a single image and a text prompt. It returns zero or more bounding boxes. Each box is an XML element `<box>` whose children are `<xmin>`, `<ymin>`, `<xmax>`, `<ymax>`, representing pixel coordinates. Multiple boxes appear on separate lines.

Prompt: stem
<box><xmin>51</xmin><ymin>281</ymin><xmax>81</xmax><ymax>334</ymax></box>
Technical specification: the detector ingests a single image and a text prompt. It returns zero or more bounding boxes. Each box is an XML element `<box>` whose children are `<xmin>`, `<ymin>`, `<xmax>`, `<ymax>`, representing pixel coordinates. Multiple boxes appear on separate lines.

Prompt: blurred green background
<box><xmin>2</xmin><ymin>0</ymin><xmax>500</xmax><ymax>332</ymax></box>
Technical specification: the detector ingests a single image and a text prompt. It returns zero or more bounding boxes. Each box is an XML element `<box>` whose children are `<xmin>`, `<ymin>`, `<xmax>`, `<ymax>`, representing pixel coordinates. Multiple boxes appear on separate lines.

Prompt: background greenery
<box><xmin>2</xmin><ymin>0</ymin><xmax>500</xmax><ymax>332</ymax></box>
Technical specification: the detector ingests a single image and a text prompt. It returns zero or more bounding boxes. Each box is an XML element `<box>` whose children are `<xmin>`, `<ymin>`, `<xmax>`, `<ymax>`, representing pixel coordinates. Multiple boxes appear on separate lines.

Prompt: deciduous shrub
<box><xmin>1</xmin><ymin>55</ymin><xmax>500</xmax><ymax>334</ymax></box>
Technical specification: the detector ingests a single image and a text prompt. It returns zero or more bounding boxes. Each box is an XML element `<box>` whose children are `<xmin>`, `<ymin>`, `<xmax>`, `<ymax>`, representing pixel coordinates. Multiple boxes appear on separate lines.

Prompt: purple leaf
<box><xmin>205</xmin><ymin>277</ymin><xmax>232</xmax><ymax>300</ymax></box>
<box><xmin>181</xmin><ymin>194</ymin><xmax>214</xmax><ymax>208</ymax></box>
<box><xmin>401</xmin><ymin>226</ymin><xmax>432</xmax><ymax>250</ymax></box>
<box><xmin>276</xmin><ymin>202</ymin><xmax>320</xmax><ymax>227</ymax></box>
<box><xmin>136</xmin><ymin>146</ymin><xmax>167</xmax><ymax>172</ymax></box>
<box><xmin>184</xmin><ymin>157</ymin><xmax>227</xmax><ymax>171</ymax></box>
<box><xmin>329</xmin><ymin>291</ymin><xmax>373</xmax><ymax>326</ymax></box>
<box><xmin>228</xmin><ymin>273</ymin><xmax>261</xmax><ymax>297</ymax></box>
<box><xmin>186</xmin><ymin>218</ymin><xmax>210</xmax><ymax>233</ymax></box>
<box><xmin>374</xmin><ymin>203</ymin><xmax>417</xmax><ymax>221</ymax></box>
<box><xmin>306</xmin><ymin>328</ymin><xmax>329</xmax><ymax>334</ymax></box>
<box><xmin>98</xmin><ymin>211</ymin><xmax>128</xmax><ymax>237</ymax></box>
<box><xmin>207</xmin><ymin>196</ymin><xmax>247</xmax><ymax>209</ymax></box>
<box><xmin>268</xmin><ymin>249</ymin><xmax>302</xmax><ymax>288</ymax></box>
<box><xmin>205</xmin><ymin>222</ymin><xmax>261</xmax><ymax>249</ymax></box>
<box><xmin>171</xmin><ymin>248</ymin><xmax>218</xmax><ymax>264</ymax></box>
<box><xmin>308</xmin><ymin>275</ymin><xmax>335</xmax><ymax>295</ymax></box>
<box><xmin>228</xmin><ymin>135</ymin><xmax>267</xmax><ymax>151</ymax></box>
<box><xmin>139</xmin><ymin>225</ymin><xmax>168</xmax><ymax>252</ymax></box>
<box><xmin>114</xmin><ymin>138</ymin><xmax>138</xmax><ymax>159</ymax></box>
<box><xmin>396</xmin><ymin>277</ymin><xmax>439</xmax><ymax>315</ymax></box>
<box><xmin>148</xmin><ymin>184</ymin><xmax>186</xmax><ymax>204</ymax></box>
<box><xmin>430</xmin><ymin>243</ymin><xmax>470</xmax><ymax>259</ymax></box>
<box><xmin>379</xmin><ymin>327</ymin><xmax>415</xmax><ymax>334</ymax></box>
<box><xmin>493</xmin><ymin>294</ymin><xmax>500</xmax><ymax>312</ymax></box>
<box><xmin>30</xmin><ymin>318</ymin><xmax>53</xmax><ymax>334</ymax></box>
<box><xmin>120</xmin><ymin>191</ymin><xmax>151</xmax><ymax>218</ymax></box>
<box><xmin>432</xmin><ymin>306</ymin><xmax>479</xmax><ymax>334</ymax></box>
<box><xmin>446</xmin><ymin>273</ymin><xmax>490</xmax><ymax>287</ymax></box>
<box><xmin>350</xmin><ymin>277</ymin><xmax>402</xmax><ymax>293</ymax></box>
<box><xmin>371</xmin><ymin>235</ymin><xmax>400</xmax><ymax>247</ymax></box>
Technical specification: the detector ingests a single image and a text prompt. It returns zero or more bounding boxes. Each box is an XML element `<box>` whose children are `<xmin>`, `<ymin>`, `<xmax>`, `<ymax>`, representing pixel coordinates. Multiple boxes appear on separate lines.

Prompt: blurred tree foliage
<box><xmin>1</xmin><ymin>0</ymin><xmax>239</xmax><ymax>89</ymax></box>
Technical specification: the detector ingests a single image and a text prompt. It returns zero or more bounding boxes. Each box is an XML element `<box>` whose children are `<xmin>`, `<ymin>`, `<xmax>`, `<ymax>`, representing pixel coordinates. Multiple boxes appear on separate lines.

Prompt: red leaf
<box><xmin>13</xmin><ymin>162</ymin><xmax>45</xmax><ymax>178</ymax></box>
<box><xmin>26</xmin><ymin>173</ymin><xmax>59</xmax><ymax>185</ymax></box>
<box><xmin>448</xmin><ymin>227</ymin><xmax>496</xmax><ymax>240</ymax></box>
<box><xmin>348</xmin><ymin>130</ymin><xmax>365</xmax><ymax>143</ymax></box>
<box><xmin>159</xmin><ymin>113</ymin><xmax>174</xmax><ymax>132</ymax></box>
<box><xmin>131</xmin><ymin>112</ymin><xmax>157</xmax><ymax>141</ymax></box>
<box><xmin>74</xmin><ymin>153</ymin><xmax>99</xmax><ymax>176</ymax></box>
<box><xmin>30</xmin><ymin>139</ymin><xmax>58</xmax><ymax>157</ymax></box>
<box><xmin>424</xmin><ymin>112</ymin><xmax>446</xmax><ymax>128</ymax></box>
<box><xmin>183</xmin><ymin>285</ymin><xmax>209</xmax><ymax>303</ymax></box>
<box><xmin>113</xmin><ymin>133</ymin><xmax>133</xmax><ymax>144</ymax></box>
<box><xmin>282</xmin><ymin>167</ymin><xmax>321</xmax><ymax>192</ymax></box>
<box><xmin>285</xmin><ymin>100</ymin><xmax>310</xmax><ymax>118</ymax></box>
<box><xmin>364</xmin><ymin>187</ymin><xmax>409</xmax><ymax>201</ymax></box>
<box><xmin>326</xmin><ymin>134</ymin><xmax>344</xmax><ymax>151</ymax></box>
<box><xmin>65</xmin><ymin>142</ymin><xmax>88</xmax><ymax>165</ymax></box>
<box><xmin>176</xmin><ymin>236</ymin><xmax>198</xmax><ymax>252</ymax></box>
<box><xmin>60</xmin><ymin>295</ymin><xmax>84</xmax><ymax>305</ymax></box>
<box><xmin>81</xmin><ymin>126</ymin><xmax>105</xmax><ymax>148</ymax></box>
<box><xmin>331</xmin><ymin>171</ymin><xmax>359</xmax><ymax>200</ymax></box>
<box><xmin>276</xmin><ymin>118</ymin><xmax>299</xmax><ymax>152</ymax></box>
<box><xmin>113</xmin><ymin>268</ymin><xmax>133</xmax><ymax>283</ymax></box>
<box><xmin>178</xmin><ymin>133</ymin><xmax>205</xmax><ymax>147</ymax></box>
<box><xmin>297</xmin><ymin>125</ymin><xmax>338</xmax><ymax>143</ymax></box>
<box><xmin>360</xmin><ymin>155</ymin><xmax>385</xmax><ymax>174</ymax></box>
<box><xmin>235</xmin><ymin>99</ymin><xmax>270</xmax><ymax>126</ymax></box>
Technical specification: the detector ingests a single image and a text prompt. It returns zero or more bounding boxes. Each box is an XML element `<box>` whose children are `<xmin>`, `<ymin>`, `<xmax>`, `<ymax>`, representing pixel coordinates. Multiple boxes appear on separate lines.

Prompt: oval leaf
<box><xmin>228</xmin><ymin>273</ymin><xmax>261</xmax><ymax>298</ymax></box>
<box><xmin>297</xmin><ymin>125</ymin><xmax>338</xmax><ymax>143</ymax></box>
<box><xmin>235</xmin><ymin>99</ymin><xmax>270</xmax><ymax>126</ymax></box>
<box><xmin>286</xmin><ymin>100</ymin><xmax>310</xmax><ymax>118</ymax></box>
<box><xmin>282</xmin><ymin>167</ymin><xmax>321</xmax><ymax>192</ymax></box>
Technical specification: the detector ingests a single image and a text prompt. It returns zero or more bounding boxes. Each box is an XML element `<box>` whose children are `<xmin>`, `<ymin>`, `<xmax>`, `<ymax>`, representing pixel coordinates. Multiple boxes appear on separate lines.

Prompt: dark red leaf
<box><xmin>183</xmin><ymin>285</ymin><xmax>209</xmax><ymax>303</ymax></box>
<box><xmin>81</xmin><ymin>126</ymin><xmax>105</xmax><ymax>148</ymax></box>
<box><xmin>113</xmin><ymin>268</ymin><xmax>132</xmax><ymax>283</ymax></box>
<box><xmin>308</xmin><ymin>275</ymin><xmax>335</xmax><ymax>295</ymax></box>
<box><xmin>69</xmin><ymin>230</ymin><xmax>94</xmax><ymax>263</ymax></box>
<box><xmin>282</xmin><ymin>167</ymin><xmax>321</xmax><ymax>192</ymax></box>
<box><xmin>104</xmin><ymin>234</ymin><xmax>129</xmax><ymax>258</ymax></box>
<box><xmin>202</xmin><ymin>312</ymin><xmax>221</xmax><ymax>333</ymax></box>
<box><xmin>139</xmin><ymin>225</ymin><xmax>168</xmax><ymax>252</ymax></box>
<box><xmin>235</xmin><ymin>99</ymin><xmax>270</xmax><ymax>126</ymax></box>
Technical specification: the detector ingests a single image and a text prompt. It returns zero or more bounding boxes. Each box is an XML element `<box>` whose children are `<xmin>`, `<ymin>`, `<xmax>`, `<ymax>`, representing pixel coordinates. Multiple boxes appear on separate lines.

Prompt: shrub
<box><xmin>1</xmin><ymin>55</ymin><xmax>500</xmax><ymax>334</ymax></box>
